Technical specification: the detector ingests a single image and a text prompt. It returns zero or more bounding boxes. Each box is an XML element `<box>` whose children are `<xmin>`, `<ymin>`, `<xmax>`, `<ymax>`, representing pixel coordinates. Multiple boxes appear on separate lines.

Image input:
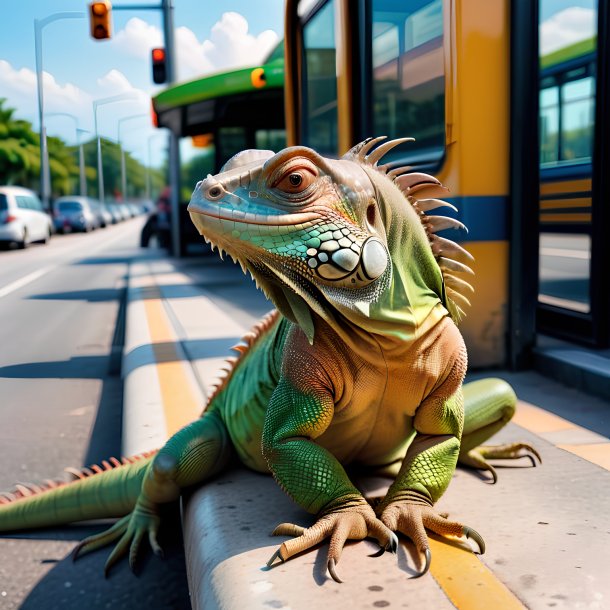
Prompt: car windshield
<box><xmin>0</xmin><ymin>194</ymin><xmax>7</xmax><ymax>211</ymax></box>
<box><xmin>57</xmin><ymin>201</ymin><xmax>83</xmax><ymax>211</ymax></box>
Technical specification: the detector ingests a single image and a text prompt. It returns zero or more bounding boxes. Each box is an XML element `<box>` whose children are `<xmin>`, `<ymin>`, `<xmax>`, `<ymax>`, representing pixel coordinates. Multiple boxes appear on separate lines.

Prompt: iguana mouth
<box><xmin>188</xmin><ymin>205</ymin><xmax>321</xmax><ymax>228</ymax></box>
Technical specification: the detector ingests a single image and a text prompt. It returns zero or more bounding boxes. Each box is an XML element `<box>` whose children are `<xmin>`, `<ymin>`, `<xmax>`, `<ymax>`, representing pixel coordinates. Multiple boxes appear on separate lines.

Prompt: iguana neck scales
<box><xmin>0</xmin><ymin>138</ymin><xmax>539</xmax><ymax>583</ymax></box>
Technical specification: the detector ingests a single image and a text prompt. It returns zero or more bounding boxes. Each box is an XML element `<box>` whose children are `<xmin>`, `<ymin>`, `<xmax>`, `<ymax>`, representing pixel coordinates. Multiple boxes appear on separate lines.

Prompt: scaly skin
<box><xmin>0</xmin><ymin>138</ymin><xmax>540</xmax><ymax>581</ymax></box>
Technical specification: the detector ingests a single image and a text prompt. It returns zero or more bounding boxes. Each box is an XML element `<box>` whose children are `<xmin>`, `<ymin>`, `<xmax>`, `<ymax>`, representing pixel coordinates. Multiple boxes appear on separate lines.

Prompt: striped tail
<box><xmin>0</xmin><ymin>451</ymin><xmax>156</xmax><ymax>532</ymax></box>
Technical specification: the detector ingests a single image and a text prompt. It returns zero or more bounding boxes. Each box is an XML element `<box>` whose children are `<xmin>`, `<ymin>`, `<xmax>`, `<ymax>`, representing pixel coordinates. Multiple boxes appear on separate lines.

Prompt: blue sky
<box><xmin>0</xmin><ymin>1</ymin><xmax>284</xmax><ymax>166</ymax></box>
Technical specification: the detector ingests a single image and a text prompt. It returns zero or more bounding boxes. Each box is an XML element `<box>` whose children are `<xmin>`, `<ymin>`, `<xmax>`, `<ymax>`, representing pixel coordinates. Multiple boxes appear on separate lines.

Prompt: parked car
<box><xmin>53</xmin><ymin>197</ymin><xmax>99</xmax><ymax>233</ymax></box>
<box><xmin>0</xmin><ymin>186</ymin><xmax>53</xmax><ymax>248</ymax></box>
<box><xmin>106</xmin><ymin>204</ymin><xmax>123</xmax><ymax>224</ymax></box>
<box><xmin>90</xmin><ymin>200</ymin><xmax>113</xmax><ymax>228</ymax></box>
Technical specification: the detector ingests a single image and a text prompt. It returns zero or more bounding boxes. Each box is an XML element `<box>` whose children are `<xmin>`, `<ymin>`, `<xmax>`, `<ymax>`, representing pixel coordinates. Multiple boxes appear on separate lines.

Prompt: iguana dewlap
<box><xmin>0</xmin><ymin>138</ymin><xmax>540</xmax><ymax>582</ymax></box>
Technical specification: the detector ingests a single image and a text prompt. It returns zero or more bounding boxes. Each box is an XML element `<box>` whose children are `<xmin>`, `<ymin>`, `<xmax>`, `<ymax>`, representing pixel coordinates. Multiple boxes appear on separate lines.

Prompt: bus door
<box><xmin>536</xmin><ymin>0</ymin><xmax>610</xmax><ymax>347</ymax></box>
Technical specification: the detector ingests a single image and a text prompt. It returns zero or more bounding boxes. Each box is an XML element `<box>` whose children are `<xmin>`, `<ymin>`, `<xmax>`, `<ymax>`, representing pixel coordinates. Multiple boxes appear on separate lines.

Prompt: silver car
<box><xmin>0</xmin><ymin>186</ymin><xmax>53</xmax><ymax>248</ymax></box>
<box><xmin>53</xmin><ymin>197</ymin><xmax>99</xmax><ymax>233</ymax></box>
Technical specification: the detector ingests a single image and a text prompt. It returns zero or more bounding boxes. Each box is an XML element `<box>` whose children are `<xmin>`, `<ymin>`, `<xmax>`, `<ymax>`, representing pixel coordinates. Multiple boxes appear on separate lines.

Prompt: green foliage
<box><xmin>0</xmin><ymin>98</ymin><xmax>164</xmax><ymax>200</ymax></box>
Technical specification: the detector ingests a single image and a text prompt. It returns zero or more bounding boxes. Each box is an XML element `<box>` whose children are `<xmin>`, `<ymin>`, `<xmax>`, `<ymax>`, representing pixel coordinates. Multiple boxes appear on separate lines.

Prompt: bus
<box><xmin>152</xmin><ymin>45</ymin><xmax>286</xmax><ymax>253</ymax></box>
<box><xmin>282</xmin><ymin>0</ymin><xmax>610</xmax><ymax>367</ymax></box>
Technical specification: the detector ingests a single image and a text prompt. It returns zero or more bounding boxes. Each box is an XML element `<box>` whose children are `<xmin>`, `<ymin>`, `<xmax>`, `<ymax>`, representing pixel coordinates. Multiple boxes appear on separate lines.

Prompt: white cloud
<box><xmin>540</xmin><ymin>7</ymin><xmax>596</xmax><ymax>55</ymax></box>
<box><xmin>112</xmin><ymin>17</ymin><xmax>163</xmax><ymax>59</ymax></box>
<box><xmin>111</xmin><ymin>13</ymin><xmax>279</xmax><ymax>81</ymax></box>
<box><xmin>0</xmin><ymin>60</ymin><xmax>150</xmax><ymax>144</ymax></box>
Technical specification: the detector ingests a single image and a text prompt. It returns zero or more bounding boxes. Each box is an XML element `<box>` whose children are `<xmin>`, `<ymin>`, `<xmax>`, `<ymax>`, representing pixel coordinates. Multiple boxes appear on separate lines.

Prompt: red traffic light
<box><xmin>151</xmin><ymin>47</ymin><xmax>167</xmax><ymax>84</ymax></box>
<box><xmin>152</xmin><ymin>48</ymin><xmax>166</xmax><ymax>62</ymax></box>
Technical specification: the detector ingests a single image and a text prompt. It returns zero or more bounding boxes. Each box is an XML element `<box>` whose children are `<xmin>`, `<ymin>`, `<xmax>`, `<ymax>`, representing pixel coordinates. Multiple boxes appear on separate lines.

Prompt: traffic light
<box><xmin>89</xmin><ymin>1</ymin><xmax>112</xmax><ymax>40</ymax></box>
<box><xmin>151</xmin><ymin>48</ymin><xmax>167</xmax><ymax>84</ymax></box>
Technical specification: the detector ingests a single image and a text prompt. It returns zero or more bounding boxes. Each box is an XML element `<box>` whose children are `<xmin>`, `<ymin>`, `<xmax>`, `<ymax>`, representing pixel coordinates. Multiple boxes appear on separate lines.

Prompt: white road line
<box><xmin>0</xmin><ymin>266</ymin><xmax>56</xmax><ymax>299</ymax></box>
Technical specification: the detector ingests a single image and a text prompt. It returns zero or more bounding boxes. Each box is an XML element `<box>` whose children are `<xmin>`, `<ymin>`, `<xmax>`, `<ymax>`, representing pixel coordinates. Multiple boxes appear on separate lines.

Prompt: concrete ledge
<box><xmin>182</xmin><ymin>469</ymin><xmax>455</xmax><ymax>610</ymax></box>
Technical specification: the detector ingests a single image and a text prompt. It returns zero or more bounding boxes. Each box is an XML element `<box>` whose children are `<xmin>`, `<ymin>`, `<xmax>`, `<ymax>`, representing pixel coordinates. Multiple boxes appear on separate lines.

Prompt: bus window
<box><xmin>540</xmin><ymin>86</ymin><xmax>560</xmax><ymax>164</ymax></box>
<box><xmin>302</xmin><ymin>1</ymin><xmax>338</xmax><ymax>154</ymax></box>
<box><xmin>370</xmin><ymin>0</ymin><xmax>445</xmax><ymax>164</ymax></box>
<box><xmin>561</xmin><ymin>76</ymin><xmax>594</xmax><ymax>162</ymax></box>
<box><xmin>255</xmin><ymin>129</ymin><xmax>286</xmax><ymax>152</ymax></box>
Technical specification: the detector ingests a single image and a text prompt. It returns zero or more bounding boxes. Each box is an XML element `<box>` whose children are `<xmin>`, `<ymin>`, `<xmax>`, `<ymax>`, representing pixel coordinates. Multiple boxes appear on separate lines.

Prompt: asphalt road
<box><xmin>0</xmin><ymin>220</ymin><xmax>190</xmax><ymax>609</ymax></box>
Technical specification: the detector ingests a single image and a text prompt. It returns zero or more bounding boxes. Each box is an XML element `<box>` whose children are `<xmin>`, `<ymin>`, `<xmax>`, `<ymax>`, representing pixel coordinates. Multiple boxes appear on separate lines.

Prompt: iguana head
<box><xmin>188</xmin><ymin>137</ymin><xmax>473</xmax><ymax>343</ymax></box>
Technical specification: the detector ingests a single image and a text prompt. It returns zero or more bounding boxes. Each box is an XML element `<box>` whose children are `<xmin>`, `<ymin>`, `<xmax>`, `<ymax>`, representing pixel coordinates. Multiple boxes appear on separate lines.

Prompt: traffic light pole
<box><xmin>113</xmin><ymin>0</ymin><xmax>181</xmax><ymax>256</ymax></box>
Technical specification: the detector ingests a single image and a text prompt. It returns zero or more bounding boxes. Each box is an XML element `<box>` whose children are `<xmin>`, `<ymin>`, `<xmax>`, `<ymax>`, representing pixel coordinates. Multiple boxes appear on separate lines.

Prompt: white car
<box><xmin>0</xmin><ymin>186</ymin><xmax>53</xmax><ymax>248</ymax></box>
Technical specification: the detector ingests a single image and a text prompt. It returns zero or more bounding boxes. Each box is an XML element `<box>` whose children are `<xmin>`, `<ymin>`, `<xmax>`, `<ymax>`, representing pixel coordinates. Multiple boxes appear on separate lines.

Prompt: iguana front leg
<box><xmin>377</xmin><ymin>359</ymin><xmax>484</xmax><ymax>576</ymax></box>
<box><xmin>262</xmin><ymin>375</ymin><xmax>397</xmax><ymax>582</ymax></box>
<box><xmin>74</xmin><ymin>410</ymin><xmax>231</xmax><ymax>574</ymax></box>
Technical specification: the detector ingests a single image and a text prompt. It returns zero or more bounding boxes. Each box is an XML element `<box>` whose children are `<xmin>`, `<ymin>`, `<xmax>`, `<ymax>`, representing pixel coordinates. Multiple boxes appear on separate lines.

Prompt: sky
<box><xmin>0</xmin><ymin>1</ymin><xmax>598</xmax><ymax>171</ymax></box>
<box><xmin>0</xmin><ymin>0</ymin><xmax>284</xmax><ymax>167</ymax></box>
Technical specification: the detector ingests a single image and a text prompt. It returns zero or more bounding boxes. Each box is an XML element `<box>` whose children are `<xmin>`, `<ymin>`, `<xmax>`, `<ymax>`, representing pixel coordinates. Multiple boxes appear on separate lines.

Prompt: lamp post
<box><xmin>34</xmin><ymin>12</ymin><xmax>85</xmax><ymax>210</ymax></box>
<box><xmin>46</xmin><ymin>112</ymin><xmax>88</xmax><ymax>197</ymax></box>
<box><xmin>77</xmin><ymin>129</ymin><xmax>90</xmax><ymax>196</ymax></box>
<box><xmin>93</xmin><ymin>92</ymin><xmax>140</xmax><ymax>203</ymax></box>
<box><xmin>118</xmin><ymin>113</ymin><xmax>148</xmax><ymax>200</ymax></box>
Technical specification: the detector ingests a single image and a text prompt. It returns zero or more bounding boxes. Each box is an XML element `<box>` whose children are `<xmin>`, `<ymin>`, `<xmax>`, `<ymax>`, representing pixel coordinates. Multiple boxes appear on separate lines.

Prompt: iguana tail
<box><xmin>0</xmin><ymin>451</ymin><xmax>156</xmax><ymax>532</ymax></box>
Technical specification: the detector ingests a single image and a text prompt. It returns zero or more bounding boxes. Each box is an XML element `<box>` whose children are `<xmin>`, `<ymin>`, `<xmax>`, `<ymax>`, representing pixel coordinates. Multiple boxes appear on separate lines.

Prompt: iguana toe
<box><xmin>267</xmin><ymin>504</ymin><xmax>395</xmax><ymax>582</ymax></box>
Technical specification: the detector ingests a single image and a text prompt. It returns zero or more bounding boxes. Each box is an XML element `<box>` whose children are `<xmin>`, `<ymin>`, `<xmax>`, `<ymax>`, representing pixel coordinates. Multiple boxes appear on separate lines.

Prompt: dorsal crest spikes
<box><xmin>346</xmin><ymin>136</ymin><xmax>475</xmax><ymax>323</ymax></box>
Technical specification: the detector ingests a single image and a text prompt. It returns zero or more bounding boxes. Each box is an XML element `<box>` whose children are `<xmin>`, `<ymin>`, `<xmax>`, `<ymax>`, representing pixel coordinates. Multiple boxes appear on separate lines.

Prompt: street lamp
<box><xmin>46</xmin><ymin>113</ymin><xmax>89</xmax><ymax>197</ymax></box>
<box><xmin>34</xmin><ymin>12</ymin><xmax>85</xmax><ymax>210</ymax></box>
<box><xmin>93</xmin><ymin>92</ymin><xmax>140</xmax><ymax>203</ymax></box>
<box><xmin>147</xmin><ymin>131</ymin><xmax>169</xmax><ymax>202</ymax></box>
<box><xmin>118</xmin><ymin>113</ymin><xmax>148</xmax><ymax>200</ymax></box>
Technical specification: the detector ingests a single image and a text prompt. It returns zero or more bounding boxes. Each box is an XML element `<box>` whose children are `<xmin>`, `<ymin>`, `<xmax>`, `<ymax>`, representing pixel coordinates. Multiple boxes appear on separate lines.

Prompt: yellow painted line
<box><xmin>513</xmin><ymin>401</ymin><xmax>610</xmax><ymax>472</ymax></box>
<box><xmin>428</xmin><ymin>537</ymin><xmax>525</xmax><ymax>609</ymax></box>
<box><xmin>540</xmin><ymin>178</ymin><xmax>591</xmax><ymax>196</ymax></box>
<box><xmin>556</xmin><ymin>443</ymin><xmax>610</xmax><ymax>471</ymax></box>
<box><xmin>143</xmin><ymin>286</ymin><xmax>202</xmax><ymax>438</ymax></box>
<box><xmin>539</xmin><ymin>198</ymin><xmax>590</xmax><ymax>209</ymax></box>
<box><xmin>512</xmin><ymin>401</ymin><xmax>575</xmax><ymax>433</ymax></box>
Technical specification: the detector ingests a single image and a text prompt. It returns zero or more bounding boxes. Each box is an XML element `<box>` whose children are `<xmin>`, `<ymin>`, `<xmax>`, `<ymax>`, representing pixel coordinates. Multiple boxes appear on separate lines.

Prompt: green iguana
<box><xmin>0</xmin><ymin>138</ymin><xmax>540</xmax><ymax>582</ymax></box>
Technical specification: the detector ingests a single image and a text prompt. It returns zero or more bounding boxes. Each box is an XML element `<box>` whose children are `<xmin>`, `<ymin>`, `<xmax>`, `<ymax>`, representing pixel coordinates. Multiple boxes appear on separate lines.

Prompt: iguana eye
<box><xmin>274</xmin><ymin>168</ymin><xmax>316</xmax><ymax>194</ymax></box>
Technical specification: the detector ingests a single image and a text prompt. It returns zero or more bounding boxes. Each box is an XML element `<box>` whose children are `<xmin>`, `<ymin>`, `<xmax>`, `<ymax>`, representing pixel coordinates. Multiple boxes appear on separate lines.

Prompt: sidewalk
<box><xmin>121</xmin><ymin>251</ymin><xmax>610</xmax><ymax>610</ymax></box>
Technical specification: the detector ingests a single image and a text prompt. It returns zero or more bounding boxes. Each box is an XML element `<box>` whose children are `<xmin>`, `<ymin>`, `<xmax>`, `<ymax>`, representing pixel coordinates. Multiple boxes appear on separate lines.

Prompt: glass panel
<box><xmin>538</xmin><ymin>0</ymin><xmax>597</xmax><ymax>316</ymax></box>
<box><xmin>561</xmin><ymin>76</ymin><xmax>594</xmax><ymax>161</ymax></box>
<box><xmin>57</xmin><ymin>201</ymin><xmax>83</xmax><ymax>211</ymax></box>
<box><xmin>539</xmin><ymin>233</ymin><xmax>591</xmax><ymax>313</ymax></box>
<box><xmin>29</xmin><ymin>196</ymin><xmax>43</xmax><ymax>212</ymax></box>
<box><xmin>255</xmin><ymin>129</ymin><xmax>286</xmax><ymax>152</ymax></box>
<box><xmin>540</xmin><ymin>86</ymin><xmax>560</xmax><ymax>164</ymax></box>
<box><xmin>302</xmin><ymin>1</ymin><xmax>338</xmax><ymax>154</ymax></box>
<box><xmin>16</xmin><ymin>196</ymin><xmax>31</xmax><ymax>210</ymax></box>
<box><xmin>180</xmin><ymin>137</ymin><xmax>215</xmax><ymax>202</ymax></box>
<box><xmin>0</xmin><ymin>194</ymin><xmax>7</xmax><ymax>211</ymax></box>
<box><xmin>371</xmin><ymin>0</ymin><xmax>445</xmax><ymax>163</ymax></box>
<box><xmin>217</xmin><ymin>127</ymin><xmax>248</xmax><ymax>167</ymax></box>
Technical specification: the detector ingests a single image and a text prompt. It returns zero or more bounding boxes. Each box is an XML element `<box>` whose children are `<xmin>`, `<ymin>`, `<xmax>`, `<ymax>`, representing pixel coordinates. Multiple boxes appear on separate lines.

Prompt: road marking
<box><xmin>429</xmin><ymin>537</ymin><xmax>525</xmax><ymax>609</ymax></box>
<box><xmin>513</xmin><ymin>401</ymin><xmax>610</xmax><ymax>472</ymax></box>
<box><xmin>0</xmin><ymin>266</ymin><xmax>55</xmax><ymax>299</ymax></box>
<box><xmin>142</xmin><ymin>283</ymin><xmax>202</xmax><ymax>437</ymax></box>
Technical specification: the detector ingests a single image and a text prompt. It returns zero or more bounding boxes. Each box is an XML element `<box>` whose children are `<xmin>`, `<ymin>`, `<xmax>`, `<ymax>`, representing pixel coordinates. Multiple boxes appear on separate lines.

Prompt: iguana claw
<box><xmin>328</xmin><ymin>558</ymin><xmax>342</xmax><ymax>583</ymax></box>
<box><xmin>368</xmin><ymin>531</ymin><xmax>399</xmax><ymax>557</ymax></box>
<box><xmin>411</xmin><ymin>548</ymin><xmax>431</xmax><ymax>579</ymax></box>
<box><xmin>464</xmin><ymin>526</ymin><xmax>485</xmax><ymax>554</ymax></box>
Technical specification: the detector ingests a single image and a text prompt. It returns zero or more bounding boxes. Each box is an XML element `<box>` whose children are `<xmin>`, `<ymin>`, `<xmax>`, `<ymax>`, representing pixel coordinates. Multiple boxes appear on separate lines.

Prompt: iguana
<box><xmin>0</xmin><ymin>138</ymin><xmax>540</xmax><ymax>582</ymax></box>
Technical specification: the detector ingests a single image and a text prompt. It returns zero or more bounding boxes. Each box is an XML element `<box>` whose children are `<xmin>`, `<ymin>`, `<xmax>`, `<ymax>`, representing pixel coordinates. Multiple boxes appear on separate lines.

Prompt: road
<box><xmin>0</xmin><ymin>220</ymin><xmax>190</xmax><ymax>609</ymax></box>
<box><xmin>539</xmin><ymin>232</ymin><xmax>591</xmax><ymax>312</ymax></box>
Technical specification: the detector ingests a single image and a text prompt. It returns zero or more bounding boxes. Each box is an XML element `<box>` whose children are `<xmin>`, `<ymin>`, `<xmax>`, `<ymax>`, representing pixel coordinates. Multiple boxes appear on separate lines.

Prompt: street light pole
<box><xmin>46</xmin><ymin>112</ymin><xmax>88</xmax><ymax>197</ymax></box>
<box><xmin>117</xmin><ymin>113</ymin><xmax>148</xmax><ymax>200</ymax></box>
<box><xmin>93</xmin><ymin>92</ymin><xmax>139</xmax><ymax>203</ymax></box>
<box><xmin>77</xmin><ymin>129</ymin><xmax>89</xmax><ymax>196</ymax></box>
<box><xmin>34</xmin><ymin>12</ymin><xmax>85</xmax><ymax>211</ymax></box>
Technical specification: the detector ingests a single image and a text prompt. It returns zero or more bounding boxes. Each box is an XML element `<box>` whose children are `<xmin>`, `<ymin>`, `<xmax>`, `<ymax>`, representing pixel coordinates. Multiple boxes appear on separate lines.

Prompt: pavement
<box><xmin>121</xmin><ymin>250</ymin><xmax>610</xmax><ymax>610</ymax></box>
